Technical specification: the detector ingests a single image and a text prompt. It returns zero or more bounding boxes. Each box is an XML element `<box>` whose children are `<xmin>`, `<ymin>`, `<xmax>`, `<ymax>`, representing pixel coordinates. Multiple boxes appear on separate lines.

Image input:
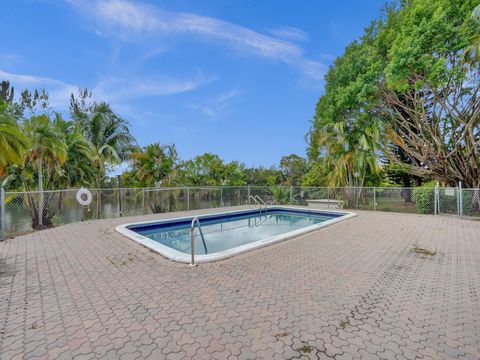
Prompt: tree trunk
<box><xmin>96</xmin><ymin>176</ymin><xmax>101</xmax><ymax>219</ymax></box>
<box><xmin>95</xmin><ymin>161</ymin><xmax>103</xmax><ymax>219</ymax></box>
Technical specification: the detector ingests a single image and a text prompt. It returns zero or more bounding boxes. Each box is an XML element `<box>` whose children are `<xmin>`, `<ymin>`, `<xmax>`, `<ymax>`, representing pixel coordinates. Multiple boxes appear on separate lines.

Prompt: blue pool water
<box><xmin>128</xmin><ymin>208</ymin><xmax>341</xmax><ymax>255</ymax></box>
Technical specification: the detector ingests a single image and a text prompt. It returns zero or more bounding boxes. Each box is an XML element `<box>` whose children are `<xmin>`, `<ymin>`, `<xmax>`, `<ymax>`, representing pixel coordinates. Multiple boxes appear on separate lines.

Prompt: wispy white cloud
<box><xmin>67</xmin><ymin>0</ymin><xmax>325</xmax><ymax>81</ymax></box>
<box><xmin>187</xmin><ymin>88</ymin><xmax>240</xmax><ymax>118</ymax></box>
<box><xmin>267</xmin><ymin>26</ymin><xmax>309</xmax><ymax>42</ymax></box>
<box><xmin>187</xmin><ymin>104</ymin><xmax>216</xmax><ymax>118</ymax></box>
<box><xmin>0</xmin><ymin>69</ymin><xmax>215</xmax><ymax>110</ymax></box>
<box><xmin>93</xmin><ymin>72</ymin><xmax>216</xmax><ymax>102</ymax></box>
<box><xmin>319</xmin><ymin>53</ymin><xmax>336</xmax><ymax>60</ymax></box>
<box><xmin>0</xmin><ymin>69</ymin><xmax>77</xmax><ymax>108</ymax></box>
<box><xmin>299</xmin><ymin>60</ymin><xmax>325</xmax><ymax>81</ymax></box>
<box><xmin>0</xmin><ymin>69</ymin><xmax>70</xmax><ymax>88</ymax></box>
<box><xmin>215</xmin><ymin>89</ymin><xmax>240</xmax><ymax>103</ymax></box>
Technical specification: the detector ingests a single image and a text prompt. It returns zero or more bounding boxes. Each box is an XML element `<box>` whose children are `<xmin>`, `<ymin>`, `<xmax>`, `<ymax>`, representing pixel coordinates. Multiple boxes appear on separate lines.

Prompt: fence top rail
<box><xmin>3</xmin><ymin>185</ymin><xmax>477</xmax><ymax>196</ymax></box>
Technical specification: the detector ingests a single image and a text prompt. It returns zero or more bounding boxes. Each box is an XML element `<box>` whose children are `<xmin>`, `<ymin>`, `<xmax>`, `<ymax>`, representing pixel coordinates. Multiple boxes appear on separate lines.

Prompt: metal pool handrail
<box><xmin>190</xmin><ymin>217</ymin><xmax>207</xmax><ymax>266</ymax></box>
<box><xmin>249</xmin><ymin>195</ymin><xmax>262</xmax><ymax>209</ymax></box>
<box><xmin>249</xmin><ymin>195</ymin><xmax>267</xmax><ymax>225</ymax></box>
<box><xmin>254</xmin><ymin>195</ymin><xmax>267</xmax><ymax>209</ymax></box>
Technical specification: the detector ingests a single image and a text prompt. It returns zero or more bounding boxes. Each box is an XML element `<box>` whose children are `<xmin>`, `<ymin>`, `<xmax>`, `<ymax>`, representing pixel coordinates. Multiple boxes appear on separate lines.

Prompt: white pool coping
<box><xmin>115</xmin><ymin>206</ymin><xmax>357</xmax><ymax>264</ymax></box>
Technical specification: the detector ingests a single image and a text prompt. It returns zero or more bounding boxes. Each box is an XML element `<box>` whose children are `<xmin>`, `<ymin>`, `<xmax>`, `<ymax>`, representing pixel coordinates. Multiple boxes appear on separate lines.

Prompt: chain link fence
<box><xmin>1</xmin><ymin>185</ymin><xmax>477</xmax><ymax>239</ymax></box>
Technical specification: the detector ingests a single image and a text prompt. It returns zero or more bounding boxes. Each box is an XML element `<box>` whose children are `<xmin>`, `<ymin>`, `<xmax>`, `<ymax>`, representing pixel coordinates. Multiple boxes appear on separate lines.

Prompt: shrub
<box><xmin>270</xmin><ymin>186</ymin><xmax>297</xmax><ymax>205</ymax></box>
<box><xmin>412</xmin><ymin>187</ymin><xmax>435</xmax><ymax>214</ymax></box>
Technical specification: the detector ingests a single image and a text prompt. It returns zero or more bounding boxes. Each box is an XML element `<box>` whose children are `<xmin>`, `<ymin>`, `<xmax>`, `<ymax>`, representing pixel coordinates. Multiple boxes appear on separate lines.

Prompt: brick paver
<box><xmin>0</xmin><ymin>207</ymin><xmax>479</xmax><ymax>359</ymax></box>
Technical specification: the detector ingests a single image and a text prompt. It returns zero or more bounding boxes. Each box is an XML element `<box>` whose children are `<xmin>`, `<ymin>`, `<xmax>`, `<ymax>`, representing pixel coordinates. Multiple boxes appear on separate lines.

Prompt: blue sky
<box><xmin>1</xmin><ymin>0</ymin><xmax>384</xmax><ymax>167</ymax></box>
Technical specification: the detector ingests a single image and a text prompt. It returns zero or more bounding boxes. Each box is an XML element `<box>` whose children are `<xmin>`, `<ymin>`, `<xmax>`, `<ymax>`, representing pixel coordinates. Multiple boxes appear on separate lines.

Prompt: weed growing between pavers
<box><xmin>339</xmin><ymin>320</ymin><xmax>350</xmax><ymax>329</ymax></box>
<box><xmin>297</xmin><ymin>342</ymin><xmax>317</xmax><ymax>354</ymax></box>
<box><xmin>274</xmin><ymin>331</ymin><xmax>289</xmax><ymax>339</ymax></box>
<box><xmin>106</xmin><ymin>252</ymin><xmax>140</xmax><ymax>267</ymax></box>
<box><xmin>412</xmin><ymin>245</ymin><xmax>437</xmax><ymax>256</ymax></box>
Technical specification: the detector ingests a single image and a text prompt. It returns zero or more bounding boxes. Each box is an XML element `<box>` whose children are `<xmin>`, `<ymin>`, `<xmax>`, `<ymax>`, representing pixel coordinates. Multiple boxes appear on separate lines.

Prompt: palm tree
<box><xmin>78</xmin><ymin>102</ymin><xmax>135</xmax><ymax>217</ymax></box>
<box><xmin>315</xmin><ymin>115</ymin><xmax>382</xmax><ymax>206</ymax></box>
<box><xmin>131</xmin><ymin>143</ymin><xmax>177</xmax><ymax>187</ymax></box>
<box><xmin>53</xmin><ymin>114</ymin><xmax>95</xmax><ymax>188</ymax></box>
<box><xmin>23</xmin><ymin>114</ymin><xmax>67</xmax><ymax>227</ymax></box>
<box><xmin>463</xmin><ymin>5</ymin><xmax>480</xmax><ymax>62</ymax></box>
<box><xmin>0</xmin><ymin>100</ymin><xmax>28</xmax><ymax>174</ymax></box>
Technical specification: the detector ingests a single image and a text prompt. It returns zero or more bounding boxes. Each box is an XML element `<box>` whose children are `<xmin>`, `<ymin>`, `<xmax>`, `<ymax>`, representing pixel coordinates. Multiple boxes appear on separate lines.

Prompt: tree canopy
<box><xmin>306</xmin><ymin>0</ymin><xmax>480</xmax><ymax>187</ymax></box>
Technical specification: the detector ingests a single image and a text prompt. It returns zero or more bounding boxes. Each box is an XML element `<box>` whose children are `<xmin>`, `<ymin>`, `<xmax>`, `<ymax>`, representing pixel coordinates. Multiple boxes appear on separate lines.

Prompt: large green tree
<box><xmin>0</xmin><ymin>82</ymin><xmax>28</xmax><ymax>174</ymax></box>
<box><xmin>244</xmin><ymin>166</ymin><xmax>283</xmax><ymax>186</ymax></box>
<box><xmin>76</xmin><ymin>102</ymin><xmax>135</xmax><ymax>188</ymax></box>
<box><xmin>279</xmin><ymin>154</ymin><xmax>308</xmax><ymax>186</ymax></box>
<box><xmin>176</xmin><ymin>153</ymin><xmax>246</xmax><ymax>186</ymax></box>
<box><xmin>382</xmin><ymin>0</ymin><xmax>480</xmax><ymax>187</ymax></box>
<box><xmin>307</xmin><ymin>0</ymin><xmax>480</xmax><ymax>188</ymax></box>
<box><xmin>0</xmin><ymin>99</ymin><xmax>28</xmax><ymax>174</ymax></box>
<box><xmin>307</xmin><ymin>25</ymin><xmax>384</xmax><ymax>188</ymax></box>
<box><xmin>53</xmin><ymin>115</ymin><xmax>95</xmax><ymax>188</ymax></box>
<box><xmin>22</xmin><ymin>114</ymin><xmax>68</xmax><ymax>227</ymax></box>
<box><xmin>74</xmin><ymin>102</ymin><xmax>135</xmax><ymax>216</ymax></box>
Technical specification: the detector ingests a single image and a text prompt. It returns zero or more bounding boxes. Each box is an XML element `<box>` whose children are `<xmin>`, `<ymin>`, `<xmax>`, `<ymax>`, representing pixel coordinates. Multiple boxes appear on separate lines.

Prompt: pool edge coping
<box><xmin>115</xmin><ymin>206</ymin><xmax>357</xmax><ymax>264</ymax></box>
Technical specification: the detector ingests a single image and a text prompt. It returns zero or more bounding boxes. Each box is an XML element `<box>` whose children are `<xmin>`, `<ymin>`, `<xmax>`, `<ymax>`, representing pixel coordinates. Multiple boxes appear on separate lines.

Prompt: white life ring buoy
<box><xmin>76</xmin><ymin>188</ymin><xmax>92</xmax><ymax>206</ymax></box>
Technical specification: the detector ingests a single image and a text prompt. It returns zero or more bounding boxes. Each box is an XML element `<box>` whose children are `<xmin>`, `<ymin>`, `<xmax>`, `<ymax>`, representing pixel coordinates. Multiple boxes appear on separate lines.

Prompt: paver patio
<box><xmin>0</xmin><ymin>207</ymin><xmax>479</xmax><ymax>359</ymax></box>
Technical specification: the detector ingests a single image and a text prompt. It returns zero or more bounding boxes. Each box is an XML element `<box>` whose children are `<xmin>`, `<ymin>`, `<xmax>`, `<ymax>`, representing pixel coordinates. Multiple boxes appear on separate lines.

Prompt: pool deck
<box><xmin>1</xmin><ymin>206</ymin><xmax>479</xmax><ymax>359</ymax></box>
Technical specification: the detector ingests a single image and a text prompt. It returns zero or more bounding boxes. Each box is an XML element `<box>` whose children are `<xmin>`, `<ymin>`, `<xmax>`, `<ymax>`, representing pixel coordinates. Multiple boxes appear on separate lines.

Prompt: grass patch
<box><xmin>298</xmin><ymin>344</ymin><xmax>313</xmax><ymax>354</ymax></box>
<box><xmin>412</xmin><ymin>246</ymin><xmax>436</xmax><ymax>256</ymax></box>
<box><xmin>339</xmin><ymin>320</ymin><xmax>350</xmax><ymax>329</ymax></box>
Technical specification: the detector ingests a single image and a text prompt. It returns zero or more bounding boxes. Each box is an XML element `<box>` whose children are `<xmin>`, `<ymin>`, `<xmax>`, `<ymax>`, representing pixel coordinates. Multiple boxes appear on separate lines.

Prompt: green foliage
<box><xmin>412</xmin><ymin>187</ymin><xmax>435</xmax><ymax>214</ymax></box>
<box><xmin>1</xmin><ymin>82</ymin><xmax>311</xmax><ymax>191</ymax></box>
<box><xmin>301</xmin><ymin>161</ymin><xmax>327</xmax><ymax>187</ymax></box>
<box><xmin>307</xmin><ymin>0</ymin><xmax>480</xmax><ymax>188</ymax></box>
<box><xmin>0</xmin><ymin>99</ymin><xmax>28</xmax><ymax>173</ymax></box>
<box><xmin>463</xmin><ymin>4</ymin><xmax>480</xmax><ymax>62</ymax></box>
<box><xmin>130</xmin><ymin>143</ymin><xmax>177</xmax><ymax>187</ymax></box>
<box><xmin>76</xmin><ymin>102</ymin><xmax>136</xmax><ymax>187</ymax></box>
<box><xmin>145</xmin><ymin>189</ymin><xmax>181</xmax><ymax>213</ymax></box>
<box><xmin>22</xmin><ymin>114</ymin><xmax>68</xmax><ymax>186</ymax></box>
<box><xmin>244</xmin><ymin>166</ymin><xmax>283</xmax><ymax>186</ymax></box>
<box><xmin>53</xmin><ymin>115</ymin><xmax>95</xmax><ymax>188</ymax></box>
<box><xmin>279</xmin><ymin>154</ymin><xmax>307</xmax><ymax>186</ymax></box>
<box><xmin>306</xmin><ymin>19</ymin><xmax>384</xmax><ymax>187</ymax></box>
<box><xmin>175</xmin><ymin>153</ymin><xmax>246</xmax><ymax>186</ymax></box>
<box><xmin>270</xmin><ymin>186</ymin><xmax>296</xmax><ymax>205</ymax></box>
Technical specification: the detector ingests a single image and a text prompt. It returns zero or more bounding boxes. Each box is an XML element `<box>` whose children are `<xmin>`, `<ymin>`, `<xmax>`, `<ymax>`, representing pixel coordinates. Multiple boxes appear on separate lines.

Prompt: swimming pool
<box><xmin>116</xmin><ymin>207</ymin><xmax>356</xmax><ymax>263</ymax></box>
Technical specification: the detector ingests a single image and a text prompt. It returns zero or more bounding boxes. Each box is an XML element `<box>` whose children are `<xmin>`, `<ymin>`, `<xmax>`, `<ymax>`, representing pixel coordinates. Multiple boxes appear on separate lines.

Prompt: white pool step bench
<box><xmin>306</xmin><ymin>199</ymin><xmax>344</xmax><ymax>209</ymax></box>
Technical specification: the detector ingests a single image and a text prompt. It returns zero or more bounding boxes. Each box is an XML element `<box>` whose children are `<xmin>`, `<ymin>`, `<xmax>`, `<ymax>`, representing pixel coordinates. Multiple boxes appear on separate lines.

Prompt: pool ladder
<box><xmin>190</xmin><ymin>217</ymin><xmax>207</xmax><ymax>266</ymax></box>
<box><xmin>249</xmin><ymin>195</ymin><xmax>267</xmax><ymax>225</ymax></box>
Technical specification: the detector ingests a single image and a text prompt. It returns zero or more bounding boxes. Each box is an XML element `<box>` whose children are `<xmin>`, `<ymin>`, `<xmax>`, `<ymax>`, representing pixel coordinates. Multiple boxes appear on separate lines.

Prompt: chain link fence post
<box><xmin>1</xmin><ymin>187</ymin><xmax>5</xmax><ymax>241</ymax></box>
<box><xmin>456</xmin><ymin>184</ymin><xmax>460</xmax><ymax>217</ymax></box>
<box><xmin>117</xmin><ymin>175</ymin><xmax>122</xmax><ymax>217</ymax></box>
<box><xmin>247</xmin><ymin>185</ymin><xmax>251</xmax><ymax>206</ymax></box>
<box><xmin>373</xmin><ymin>187</ymin><xmax>376</xmax><ymax>211</ymax></box>
<box><xmin>434</xmin><ymin>183</ymin><xmax>439</xmax><ymax>215</ymax></box>
<box><xmin>187</xmin><ymin>188</ymin><xmax>190</xmax><ymax>211</ymax></box>
<box><xmin>459</xmin><ymin>181</ymin><xmax>463</xmax><ymax>219</ymax></box>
